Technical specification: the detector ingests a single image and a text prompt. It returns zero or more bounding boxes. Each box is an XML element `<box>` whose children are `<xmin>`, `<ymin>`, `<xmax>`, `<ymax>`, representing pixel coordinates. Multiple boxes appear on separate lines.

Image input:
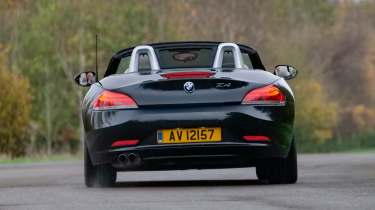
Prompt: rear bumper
<box><xmin>84</xmin><ymin>104</ymin><xmax>294</xmax><ymax>169</ymax></box>
<box><xmin>95</xmin><ymin>142</ymin><xmax>285</xmax><ymax>170</ymax></box>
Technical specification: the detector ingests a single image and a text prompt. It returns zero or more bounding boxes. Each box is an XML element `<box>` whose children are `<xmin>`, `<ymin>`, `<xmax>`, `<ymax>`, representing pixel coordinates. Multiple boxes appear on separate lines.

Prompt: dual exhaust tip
<box><xmin>118</xmin><ymin>153</ymin><xmax>141</xmax><ymax>166</ymax></box>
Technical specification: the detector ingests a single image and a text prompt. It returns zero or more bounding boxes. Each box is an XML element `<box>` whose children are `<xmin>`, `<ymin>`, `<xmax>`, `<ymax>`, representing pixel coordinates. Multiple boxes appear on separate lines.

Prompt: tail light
<box><xmin>93</xmin><ymin>91</ymin><xmax>138</xmax><ymax>110</ymax></box>
<box><xmin>242</xmin><ymin>85</ymin><xmax>285</xmax><ymax>105</ymax></box>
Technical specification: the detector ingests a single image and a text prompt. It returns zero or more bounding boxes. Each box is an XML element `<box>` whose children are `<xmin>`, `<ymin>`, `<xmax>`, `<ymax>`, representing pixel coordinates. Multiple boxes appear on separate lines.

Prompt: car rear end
<box><xmin>82</xmin><ymin>42</ymin><xmax>297</xmax><ymax>187</ymax></box>
<box><xmin>85</xmin><ymin>71</ymin><xmax>294</xmax><ymax>171</ymax></box>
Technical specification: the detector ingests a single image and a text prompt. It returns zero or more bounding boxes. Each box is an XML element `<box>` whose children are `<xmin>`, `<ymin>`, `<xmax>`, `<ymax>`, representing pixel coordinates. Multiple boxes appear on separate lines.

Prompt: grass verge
<box><xmin>298</xmin><ymin>131</ymin><xmax>375</xmax><ymax>153</ymax></box>
<box><xmin>0</xmin><ymin>153</ymin><xmax>82</xmax><ymax>164</ymax></box>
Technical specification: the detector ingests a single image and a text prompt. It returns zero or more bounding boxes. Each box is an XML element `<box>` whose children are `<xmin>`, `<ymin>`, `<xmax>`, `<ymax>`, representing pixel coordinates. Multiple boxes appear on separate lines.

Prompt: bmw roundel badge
<box><xmin>183</xmin><ymin>81</ymin><xmax>195</xmax><ymax>93</ymax></box>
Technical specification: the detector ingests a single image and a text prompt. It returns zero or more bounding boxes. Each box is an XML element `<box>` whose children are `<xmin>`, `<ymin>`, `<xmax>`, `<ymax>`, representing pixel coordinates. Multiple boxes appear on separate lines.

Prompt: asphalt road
<box><xmin>0</xmin><ymin>153</ymin><xmax>374</xmax><ymax>210</ymax></box>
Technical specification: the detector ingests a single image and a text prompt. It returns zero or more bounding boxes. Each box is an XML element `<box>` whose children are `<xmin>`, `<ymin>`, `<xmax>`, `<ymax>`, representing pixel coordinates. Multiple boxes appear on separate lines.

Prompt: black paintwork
<box><xmin>82</xmin><ymin>42</ymin><xmax>295</xmax><ymax>170</ymax></box>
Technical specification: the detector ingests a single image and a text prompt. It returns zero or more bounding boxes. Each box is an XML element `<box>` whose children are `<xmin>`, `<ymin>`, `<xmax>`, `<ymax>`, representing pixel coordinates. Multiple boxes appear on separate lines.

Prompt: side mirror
<box><xmin>274</xmin><ymin>65</ymin><xmax>298</xmax><ymax>80</ymax></box>
<box><xmin>74</xmin><ymin>71</ymin><xmax>97</xmax><ymax>87</ymax></box>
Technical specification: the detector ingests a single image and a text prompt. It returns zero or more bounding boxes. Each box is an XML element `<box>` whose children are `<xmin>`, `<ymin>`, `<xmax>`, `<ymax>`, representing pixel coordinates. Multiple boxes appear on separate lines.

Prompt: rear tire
<box><xmin>256</xmin><ymin>138</ymin><xmax>298</xmax><ymax>184</ymax></box>
<box><xmin>84</xmin><ymin>144</ymin><xmax>116</xmax><ymax>187</ymax></box>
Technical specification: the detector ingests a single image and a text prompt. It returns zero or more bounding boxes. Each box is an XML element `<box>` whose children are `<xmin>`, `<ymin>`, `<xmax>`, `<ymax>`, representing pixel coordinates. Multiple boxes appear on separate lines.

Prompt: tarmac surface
<box><xmin>0</xmin><ymin>153</ymin><xmax>374</xmax><ymax>210</ymax></box>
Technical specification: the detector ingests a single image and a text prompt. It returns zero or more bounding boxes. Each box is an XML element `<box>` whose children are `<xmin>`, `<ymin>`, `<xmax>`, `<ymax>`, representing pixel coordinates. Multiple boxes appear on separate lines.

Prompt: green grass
<box><xmin>0</xmin><ymin>153</ymin><xmax>82</xmax><ymax>164</ymax></box>
<box><xmin>298</xmin><ymin>131</ymin><xmax>375</xmax><ymax>153</ymax></box>
<box><xmin>346</xmin><ymin>148</ymin><xmax>375</xmax><ymax>153</ymax></box>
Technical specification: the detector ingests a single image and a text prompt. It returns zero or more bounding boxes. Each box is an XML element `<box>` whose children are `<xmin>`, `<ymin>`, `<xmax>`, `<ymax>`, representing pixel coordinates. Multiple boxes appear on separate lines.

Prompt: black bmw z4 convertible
<box><xmin>75</xmin><ymin>42</ymin><xmax>298</xmax><ymax>187</ymax></box>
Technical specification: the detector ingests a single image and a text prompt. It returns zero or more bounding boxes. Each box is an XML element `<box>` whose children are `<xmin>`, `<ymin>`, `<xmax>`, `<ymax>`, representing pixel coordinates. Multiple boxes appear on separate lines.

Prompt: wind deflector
<box><xmin>213</xmin><ymin>43</ymin><xmax>245</xmax><ymax>69</ymax></box>
<box><xmin>127</xmin><ymin>43</ymin><xmax>247</xmax><ymax>73</ymax></box>
<box><xmin>128</xmin><ymin>45</ymin><xmax>160</xmax><ymax>73</ymax></box>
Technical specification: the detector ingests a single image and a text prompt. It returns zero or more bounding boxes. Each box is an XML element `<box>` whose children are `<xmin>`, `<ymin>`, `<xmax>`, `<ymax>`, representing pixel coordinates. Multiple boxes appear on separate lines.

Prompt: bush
<box><xmin>293</xmin><ymin>79</ymin><xmax>337</xmax><ymax>145</ymax></box>
<box><xmin>0</xmin><ymin>45</ymin><xmax>31</xmax><ymax>157</ymax></box>
<box><xmin>337</xmin><ymin>105</ymin><xmax>375</xmax><ymax>134</ymax></box>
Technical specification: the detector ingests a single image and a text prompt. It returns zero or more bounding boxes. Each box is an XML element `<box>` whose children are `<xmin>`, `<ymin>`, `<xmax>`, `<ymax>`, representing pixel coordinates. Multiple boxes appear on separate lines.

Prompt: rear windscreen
<box><xmin>157</xmin><ymin>48</ymin><xmax>214</xmax><ymax>69</ymax></box>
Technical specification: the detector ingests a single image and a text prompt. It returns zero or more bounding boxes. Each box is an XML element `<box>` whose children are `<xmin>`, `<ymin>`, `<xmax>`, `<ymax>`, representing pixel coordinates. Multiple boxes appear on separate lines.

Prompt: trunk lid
<box><xmin>99</xmin><ymin>69</ymin><xmax>278</xmax><ymax>106</ymax></box>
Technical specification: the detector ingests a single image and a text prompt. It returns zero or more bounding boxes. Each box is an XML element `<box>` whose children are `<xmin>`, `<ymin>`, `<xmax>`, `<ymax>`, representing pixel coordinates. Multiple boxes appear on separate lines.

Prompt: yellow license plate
<box><xmin>157</xmin><ymin>127</ymin><xmax>221</xmax><ymax>144</ymax></box>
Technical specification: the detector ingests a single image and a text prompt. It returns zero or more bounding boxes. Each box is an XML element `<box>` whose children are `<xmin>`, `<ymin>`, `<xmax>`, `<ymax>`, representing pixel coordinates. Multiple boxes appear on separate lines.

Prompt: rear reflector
<box><xmin>161</xmin><ymin>71</ymin><xmax>214</xmax><ymax>79</ymax></box>
<box><xmin>243</xmin><ymin>135</ymin><xmax>271</xmax><ymax>141</ymax></box>
<box><xmin>111</xmin><ymin>139</ymin><xmax>139</xmax><ymax>147</ymax></box>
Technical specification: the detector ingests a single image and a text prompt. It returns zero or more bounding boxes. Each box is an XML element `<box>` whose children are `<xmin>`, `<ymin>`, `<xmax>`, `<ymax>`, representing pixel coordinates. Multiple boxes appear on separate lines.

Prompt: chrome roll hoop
<box><xmin>212</xmin><ymin>43</ymin><xmax>245</xmax><ymax>69</ymax></box>
<box><xmin>128</xmin><ymin>45</ymin><xmax>160</xmax><ymax>73</ymax></box>
<box><xmin>128</xmin><ymin>42</ymin><xmax>245</xmax><ymax>73</ymax></box>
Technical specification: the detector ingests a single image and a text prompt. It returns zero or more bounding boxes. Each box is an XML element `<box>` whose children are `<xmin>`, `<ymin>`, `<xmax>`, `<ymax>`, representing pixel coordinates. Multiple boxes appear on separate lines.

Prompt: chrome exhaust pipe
<box><xmin>128</xmin><ymin>153</ymin><xmax>141</xmax><ymax>165</ymax></box>
<box><xmin>128</xmin><ymin>153</ymin><xmax>137</xmax><ymax>162</ymax></box>
<box><xmin>118</xmin><ymin>154</ymin><xmax>128</xmax><ymax>164</ymax></box>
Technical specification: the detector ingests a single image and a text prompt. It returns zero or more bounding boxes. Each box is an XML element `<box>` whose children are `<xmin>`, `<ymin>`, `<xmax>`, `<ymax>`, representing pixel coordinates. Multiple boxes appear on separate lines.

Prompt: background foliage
<box><xmin>0</xmin><ymin>0</ymin><xmax>374</xmax><ymax>157</ymax></box>
<box><xmin>0</xmin><ymin>44</ymin><xmax>31</xmax><ymax>157</ymax></box>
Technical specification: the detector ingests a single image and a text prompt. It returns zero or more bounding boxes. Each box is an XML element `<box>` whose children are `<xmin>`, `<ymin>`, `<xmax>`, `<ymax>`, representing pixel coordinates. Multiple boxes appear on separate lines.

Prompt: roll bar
<box><xmin>127</xmin><ymin>43</ymin><xmax>245</xmax><ymax>73</ymax></box>
<box><xmin>128</xmin><ymin>45</ymin><xmax>160</xmax><ymax>73</ymax></box>
<box><xmin>212</xmin><ymin>43</ymin><xmax>245</xmax><ymax>69</ymax></box>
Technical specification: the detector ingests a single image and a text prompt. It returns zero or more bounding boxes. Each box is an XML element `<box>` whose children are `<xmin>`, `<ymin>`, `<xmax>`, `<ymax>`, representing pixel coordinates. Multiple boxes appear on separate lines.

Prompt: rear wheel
<box><xmin>256</xmin><ymin>138</ymin><xmax>298</xmax><ymax>184</ymax></box>
<box><xmin>84</xmin><ymin>144</ymin><xmax>116</xmax><ymax>187</ymax></box>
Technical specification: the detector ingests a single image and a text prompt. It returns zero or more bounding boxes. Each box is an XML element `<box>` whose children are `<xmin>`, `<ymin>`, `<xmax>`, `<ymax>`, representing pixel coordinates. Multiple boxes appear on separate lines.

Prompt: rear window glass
<box><xmin>242</xmin><ymin>52</ymin><xmax>253</xmax><ymax>69</ymax></box>
<box><xmin>117</xmin><ymin>56</ymin><xmax>130</xmax><ymax>73</ymax></box>
<box><xmin>157</xmin><ymin>48</ymin><xmax>214</xmax><ymax>69</ymax></box>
